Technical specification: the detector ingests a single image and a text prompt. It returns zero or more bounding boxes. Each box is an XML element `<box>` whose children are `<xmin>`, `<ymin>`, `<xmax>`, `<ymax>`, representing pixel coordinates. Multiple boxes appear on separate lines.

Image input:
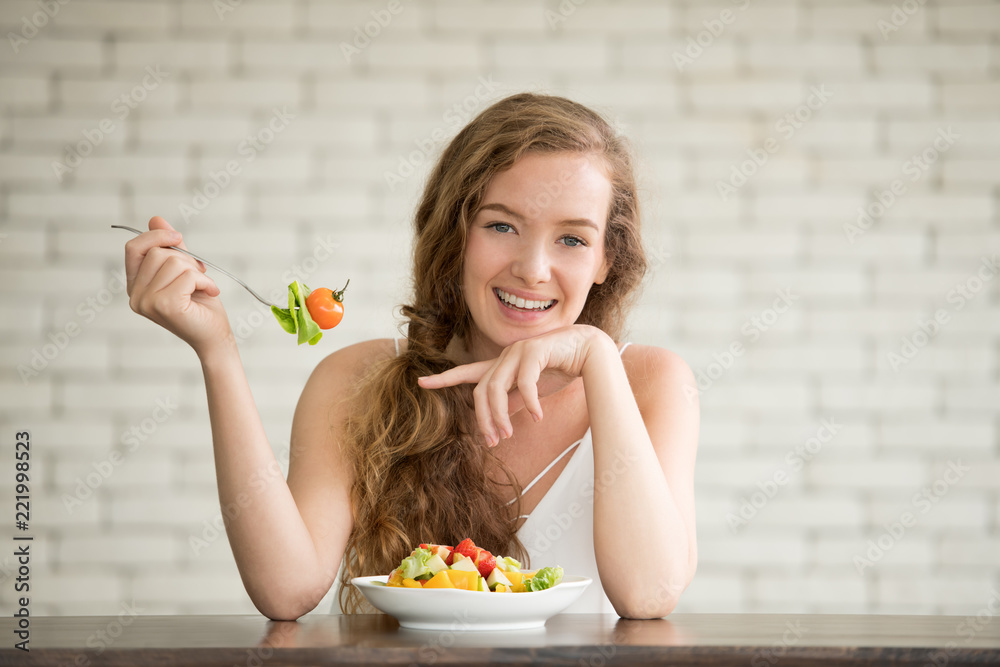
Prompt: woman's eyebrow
<box><xmin>478</xmin><ymin>202</ymin><xmax>599</xmax><ymax>231</ymax></box>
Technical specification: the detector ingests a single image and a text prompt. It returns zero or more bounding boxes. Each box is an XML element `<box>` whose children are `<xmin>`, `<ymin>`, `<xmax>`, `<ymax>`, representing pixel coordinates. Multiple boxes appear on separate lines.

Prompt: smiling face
<box><xmin>457</xmin><ymin>151</ymin><xmax>613</xmax><ymax>361</ymax></box>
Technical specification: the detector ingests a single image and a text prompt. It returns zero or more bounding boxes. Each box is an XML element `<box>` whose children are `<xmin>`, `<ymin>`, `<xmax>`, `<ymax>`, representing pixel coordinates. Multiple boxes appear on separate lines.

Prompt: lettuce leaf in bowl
<box><xmin>525</xmin><ymin>566</ymin><xmax>564</xmax><ymax>592</ymax></box>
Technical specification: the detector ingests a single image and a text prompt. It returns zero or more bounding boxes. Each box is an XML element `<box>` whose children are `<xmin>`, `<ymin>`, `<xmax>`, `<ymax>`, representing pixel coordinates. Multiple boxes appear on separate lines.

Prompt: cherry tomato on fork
<box><xmin>305</xmin><ymin>279</ymin><xmax>349</xmax><ymax>329</ymax></box>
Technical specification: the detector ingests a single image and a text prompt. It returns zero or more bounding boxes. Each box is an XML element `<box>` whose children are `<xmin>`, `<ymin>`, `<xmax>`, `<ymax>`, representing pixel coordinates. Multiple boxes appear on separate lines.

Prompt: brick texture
<box><xmin>0</xmin><ymin>0</ymin><xmax>998</xmax><ymax>619</ymax></box>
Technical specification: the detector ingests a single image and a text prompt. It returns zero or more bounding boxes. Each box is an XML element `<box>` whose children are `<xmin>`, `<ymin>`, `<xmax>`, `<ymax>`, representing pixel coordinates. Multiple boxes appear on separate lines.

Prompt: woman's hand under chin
<box><xmin>416</xmin><ymin>324</ymin><xmax>614</xmax><ymax>447</ymax></box>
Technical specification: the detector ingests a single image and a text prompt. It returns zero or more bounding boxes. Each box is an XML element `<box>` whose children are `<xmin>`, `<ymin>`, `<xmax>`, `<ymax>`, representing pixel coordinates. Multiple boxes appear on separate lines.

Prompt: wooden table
<box><xmin>3</xmin><ymin>613</ymin><xmax>999</xmax><ymax>666</ymax></box>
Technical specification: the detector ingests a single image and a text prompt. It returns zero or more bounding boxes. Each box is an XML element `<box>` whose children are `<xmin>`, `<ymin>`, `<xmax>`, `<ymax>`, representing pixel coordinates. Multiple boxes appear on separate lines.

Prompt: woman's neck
<box><xmin>444</xmin><ymin>332</ymin><xmax>503</xmax><ymax>366</ymax></box>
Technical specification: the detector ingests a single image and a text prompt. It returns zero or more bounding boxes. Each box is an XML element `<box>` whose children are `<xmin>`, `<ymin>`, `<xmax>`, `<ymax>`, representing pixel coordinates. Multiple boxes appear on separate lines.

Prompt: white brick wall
<box><xmin>1</xmin><ymin>0</ymin><xmax>998</xmax><ymax>620</ymax></box>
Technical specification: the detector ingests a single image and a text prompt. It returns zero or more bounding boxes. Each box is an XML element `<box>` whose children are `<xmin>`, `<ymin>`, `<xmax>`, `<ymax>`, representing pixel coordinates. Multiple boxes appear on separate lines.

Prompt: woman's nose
<box><xmin>510</xmin><ymin>244</ymin><xmax>552</xmax><ymax>284</ymax></box>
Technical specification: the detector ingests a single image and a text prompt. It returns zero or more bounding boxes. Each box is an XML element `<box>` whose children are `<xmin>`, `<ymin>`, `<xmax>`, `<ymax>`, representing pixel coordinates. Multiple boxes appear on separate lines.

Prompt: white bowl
<box><xmin>351</xmin><ymin>574</ymin><xmax>592</xmax><ymax>631</ymax></box>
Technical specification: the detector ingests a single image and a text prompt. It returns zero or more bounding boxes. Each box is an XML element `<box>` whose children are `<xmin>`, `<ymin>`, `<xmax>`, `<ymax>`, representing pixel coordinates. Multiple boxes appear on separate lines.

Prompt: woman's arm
<box><xmin>582</xmin><ymin>333</ymin><xmax>699</xmax><ymax>619</ymax></box>
<box><xmin>199</xmin><ymin>336</ymin><xmax>357</xmax><ymax>620</ymax></box>
<box><xmin>123</xmin><ymin>216</ymin><xmax>356</xmax><ymax>620</ymax></box>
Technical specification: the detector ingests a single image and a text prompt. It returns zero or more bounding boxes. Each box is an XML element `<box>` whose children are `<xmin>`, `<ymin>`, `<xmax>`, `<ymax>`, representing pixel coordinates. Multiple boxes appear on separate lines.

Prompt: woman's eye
<box><xmin>486</xmin><ymin>223</ymin><xmax>587</xmax><ymax>248</ymax></box>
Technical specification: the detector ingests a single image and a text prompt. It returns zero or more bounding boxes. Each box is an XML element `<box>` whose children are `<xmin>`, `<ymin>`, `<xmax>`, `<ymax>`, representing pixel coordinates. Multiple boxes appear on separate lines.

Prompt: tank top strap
<box><xmin>506</xmin><ymin>435</ymin><xmax>586</xmax><ymax>505</ymax></box>
<box><xmin>394</xmin><ymin>337</ymin><xmax>400</xmax><ymax>356</ymax></box>
<box><xmin>504</xmin><ymin>342</ymin><xmax>630</xmax><ymax>508</ymax></box>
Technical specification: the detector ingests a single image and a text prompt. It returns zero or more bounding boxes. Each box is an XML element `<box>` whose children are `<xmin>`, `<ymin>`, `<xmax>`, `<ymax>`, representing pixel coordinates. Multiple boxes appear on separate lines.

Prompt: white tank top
<box><xmin>328</xmin><ymin>338</ymin><xmax>632</xmax><ymax>614</ymax></box>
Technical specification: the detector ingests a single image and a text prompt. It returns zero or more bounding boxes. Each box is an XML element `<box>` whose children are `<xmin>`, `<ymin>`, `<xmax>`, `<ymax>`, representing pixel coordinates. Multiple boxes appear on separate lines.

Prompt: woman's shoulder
<box><xmin>618</xmin><ymin>343</ymin><xmax>696</xmax><ymax>407</ymax></box>
<box><xmin>309</xmin><ymin>338</ymin><xmax>403</xmax><ymax>384</ymax></box>
<box><xmin>620</xmin><ymin>342</ymin><xmax>690</xmax><ymax>369</ymax></box>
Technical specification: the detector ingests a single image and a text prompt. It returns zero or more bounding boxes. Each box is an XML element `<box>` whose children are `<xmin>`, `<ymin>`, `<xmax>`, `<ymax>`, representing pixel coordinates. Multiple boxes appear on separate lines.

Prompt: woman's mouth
<box><xmin>494</xmin><ymin>288</ymin><xmax>556</xmax><ymax>312</ymax></box>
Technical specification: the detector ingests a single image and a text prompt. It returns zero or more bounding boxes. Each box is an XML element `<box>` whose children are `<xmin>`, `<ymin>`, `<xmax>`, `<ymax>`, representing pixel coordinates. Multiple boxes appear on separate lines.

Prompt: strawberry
<box><xmin>473</xmin><ymin>550</ymin><xmax>496</xmax><ymax>578</ymax></box>
<box><xmin>452</xmin><ymin>538</ymin><xmax>496</xmax><ymax>576</ymax></box>
<box><xmin>454</xmin><ymin>538</ymin><xmax>478</xmax><ymax>560</ymax></box>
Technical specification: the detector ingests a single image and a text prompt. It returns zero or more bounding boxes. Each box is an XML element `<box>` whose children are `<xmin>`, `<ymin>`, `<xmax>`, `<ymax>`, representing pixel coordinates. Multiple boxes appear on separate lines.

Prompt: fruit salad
<box><xmin>385</xmin><ymin>538</ymin><xmax>564</xmax><ymax>593</ymax></box>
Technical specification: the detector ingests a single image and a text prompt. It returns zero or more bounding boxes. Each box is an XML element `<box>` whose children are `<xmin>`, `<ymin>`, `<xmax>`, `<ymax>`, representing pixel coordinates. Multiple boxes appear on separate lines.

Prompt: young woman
<box><xmin>123</xmin><ymin>93</ymin><xmax>699</xmax><ymax>620</ymax></box>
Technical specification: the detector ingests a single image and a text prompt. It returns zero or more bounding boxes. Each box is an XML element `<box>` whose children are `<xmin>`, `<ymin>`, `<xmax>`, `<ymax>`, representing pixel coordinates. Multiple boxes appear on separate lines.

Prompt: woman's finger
<box><xmin>146</xmin><ymin>255</ymin><xmax>219</xmax><ymax>300</ymax></box>
<box><xmin>146</xmin><ymin>269</ymin><xmax>220</xmax><ymax>318</ymax></box>
<box><xmin>485</xmin><ymin>354</ymin><xmax>518</xmax><ymax>440</ymax></box>
<box><xmin>417</xmin><ymin>360</ymin><xmax>492</xmax><ymax>388</ymax></box>
<box><xmin>472</xmin><ymin>366</ymin><xmax>501</xmax><ymax>447</ymax></box>
<box><xmin>516</xmin><ymin>357</ymin><xmax>544</xmax><ymax>423</ymax></box>
<box><xmin>147</xmin><ymin>215</ymin><xmax>206</xmax><ymax>272</ymax></box>
<box><xmin>130</xmin><ymin>246</ymin><xmax>173</xmax><ymax>301</ymax></box>
<box><xmin>125</xmin><ymin>229</ymin><xmax>182</xmax><ymax>295</ymax></box>
<box><xmin>170</xmin><ymin>269</ymin><xmax>220</xmax><ymax>300</ymax></box>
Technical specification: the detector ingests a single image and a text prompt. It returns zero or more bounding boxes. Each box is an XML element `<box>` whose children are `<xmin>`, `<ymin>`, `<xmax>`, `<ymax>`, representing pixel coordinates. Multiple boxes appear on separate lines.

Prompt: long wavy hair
<box><xmin>337</xmin><ymin>92</ymin><xmax>648</xmax><ymax>613</ymax></box>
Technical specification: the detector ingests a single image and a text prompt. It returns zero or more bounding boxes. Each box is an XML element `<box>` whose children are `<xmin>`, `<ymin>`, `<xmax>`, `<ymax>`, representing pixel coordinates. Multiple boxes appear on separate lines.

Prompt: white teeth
<box><xmin>495</xmin><ymin>288</ymin><xmax>554</xmax><ymax>311</ymax></box>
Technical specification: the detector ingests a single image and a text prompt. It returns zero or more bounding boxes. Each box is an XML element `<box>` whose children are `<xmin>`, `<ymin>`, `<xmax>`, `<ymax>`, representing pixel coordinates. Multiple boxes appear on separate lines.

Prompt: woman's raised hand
<box><xmin>124</xmin><ymin>216</ymin><xmax>231</xmax><ymax>357</ymax></box>
<box><xmin>417</xmin><ymin>325</ymin><xmax>611</xmax><ymax>447</ymax></box>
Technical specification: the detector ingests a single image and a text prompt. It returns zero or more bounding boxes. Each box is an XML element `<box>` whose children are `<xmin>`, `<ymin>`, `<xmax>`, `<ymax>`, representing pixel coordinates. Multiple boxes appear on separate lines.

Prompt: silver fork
<box><xmin>112</xmin><ymin>225</ymin><xmax>295</xmax><ymax>309</ymax></box>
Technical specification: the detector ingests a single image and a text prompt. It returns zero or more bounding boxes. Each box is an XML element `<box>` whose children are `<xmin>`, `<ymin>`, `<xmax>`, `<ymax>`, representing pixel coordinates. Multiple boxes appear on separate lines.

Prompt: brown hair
<box><xmin>337</xmin><ymin>92</ymin><xmax>648</xmax><ymax>613</ymax></box>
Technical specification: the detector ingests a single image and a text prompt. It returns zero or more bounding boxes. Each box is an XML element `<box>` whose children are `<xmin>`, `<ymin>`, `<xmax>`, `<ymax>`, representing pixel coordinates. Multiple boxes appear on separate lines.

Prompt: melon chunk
<box><xmin>423</xmin><ymin>570</ymin><xmax>455</xmax><ymax>588</ymax></box>
<box><xmin>446</xmin><ymin>569</ymin><xmax>480</xmax><ymax>591</ymax></box>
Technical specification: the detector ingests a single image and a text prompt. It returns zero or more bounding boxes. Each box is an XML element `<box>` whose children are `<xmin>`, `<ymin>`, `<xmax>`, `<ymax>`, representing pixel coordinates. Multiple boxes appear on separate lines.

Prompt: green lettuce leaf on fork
<box><xmin>271</xmin><ymin>280</ymin><xmax>323</xmax><ymax>345</ymax></box>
